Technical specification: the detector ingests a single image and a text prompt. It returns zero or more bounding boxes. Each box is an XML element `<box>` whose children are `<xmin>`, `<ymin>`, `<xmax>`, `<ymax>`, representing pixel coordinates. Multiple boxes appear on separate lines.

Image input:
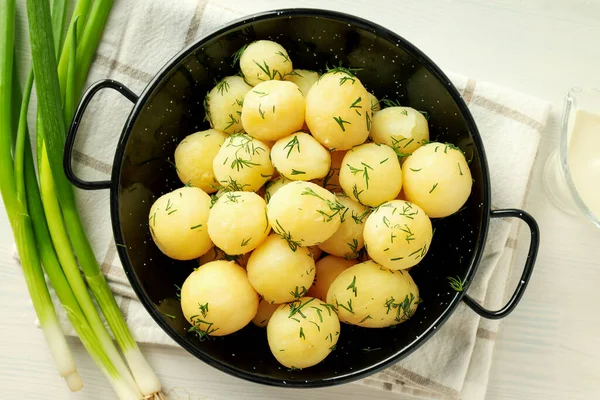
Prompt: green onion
<box><xmin>28</xmin><ymin>0</ymin><xmax>165</xmax><ymax>397</ymax></box>
<box><xmin>0</xmin><ymin>0</ymin><xmax>80</xmax><ymax>390</ymax></box>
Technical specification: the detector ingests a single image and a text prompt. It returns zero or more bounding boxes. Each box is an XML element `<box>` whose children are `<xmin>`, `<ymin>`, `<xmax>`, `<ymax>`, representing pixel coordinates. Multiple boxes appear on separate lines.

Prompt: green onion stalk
<box><xmin>0</xmin><ymin>0</ymin><xmax>80</xmax><ymax>391</ymax></box>
<box><xmin>29</xmin><ymin>0</ymin><xmax>165</xmax><ymax>397</ymax></box>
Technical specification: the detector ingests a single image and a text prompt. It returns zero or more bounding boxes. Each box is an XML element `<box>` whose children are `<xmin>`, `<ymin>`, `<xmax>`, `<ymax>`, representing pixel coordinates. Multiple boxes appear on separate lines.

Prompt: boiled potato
<box><xmin>318</xmin><ymin>195</ymin><xmax>370</xmax><ymax>258</ymax></box>
<box><xmin>264</xmin><ymin>175</ymin><xmax>292</xmax><ymax>202</ymax></box>
<box><xmin>268</xmin><ymin>181</ymin><xmax>342</xmax><ymax>247</ymax></box>
<box><xmin>239</xmin><ymin>40</ymin><xmax>293</xmax><ymax>86</ymax></box>
<box><xmin>198</xmin><ymin>246</ymin><xmax>251</xmax><ymax>267</ymax></box>
<box><xmin>312</xmin><ymin>150</ymin><xmax>345</xmax><ymax>193</ymax></box>
<box><xmin>283</xmin><ymin>69</ymin><xmax>319</xmax><ymax>96</ymax></box>
<box><xmin>403</xmin><ymin>142</ymin><xmax>472</xmax><ymax>218</ymax></box>
<box><xmin>149</xmin><ymin>187</ymin><xmax>212</xmax><ymax>260</ymax></box>
<box><xmin>267</xmin><ymin>297</ymin><xmax>340</xmax><ymax>369</ymax></box>
<box><xmin>307</xmin><ymin>256</ymin><xmax>357</xmax><ymax>301</ymax></box>
<box><xmin>339</xmin><ymin>143</ymin><xmax>402</xmax><ymax>206</ymax></box>
<box><xmin>252</xmin><ymin>299</ymin><xmax>280</xmax><ymax>328</ymax></box>
<box><xmin>181</xmin><ymin>260</ymin><xmax>259</xmax><ymax>336</ymax></box>
<box><xmin>208</xmin><ymin>191</ymin><xmax>270</xmax><ymax>255</ymax></box>
<box><xmin>305</xmin><ymin>70</ymin><xmax>372</xmax><ymax>150</ymax></box>
<box><xmin>205</xmin><ymin>76</ymin><xmax>252</xmax><ymax>134</ymax></box>
<box><xmin>271</xmin><ymin>132</ymin><xmax>331</xmax><ymax>180</ymax></box>
<box><xmin>326</xmin><ymin>260</ymin><xmax>420</xmax><ymax>328</ymax></box>
<box><xmin>174</xmin><ymin>129</ymin><xmax>228</xmax><ymax>192</ymax></box>
<box><xmin>363</xmin><ymin>200</ymin><xmax>432</xmax><ymax>270</ymax></box>
<box><xmin>212</xmin><ymin>134</ymin><xmax>274</xmax><ymax>192</ymax></box>
<box><xmin>242</xmin><ymin>81</ymin><xmax>305</xmax><ymax>141</ymax></box>
<box><xmin>369</xmin><ymin>92</ymin><xmax>381</xmax><ymax>113</ymax></box>
<box><xmin>246</xmin><ymin>234</ymin><xmax>316</xmax><ymax>304</ymax></box>
<box><xmin>370</xmin><ymin>107</ymin><xmax>429</xmax><ymax>154</ymax></box>
<box><xmin>308</xmin><ymin>246</ymin><xmax>323</xmax><ymax>261</ymax></box>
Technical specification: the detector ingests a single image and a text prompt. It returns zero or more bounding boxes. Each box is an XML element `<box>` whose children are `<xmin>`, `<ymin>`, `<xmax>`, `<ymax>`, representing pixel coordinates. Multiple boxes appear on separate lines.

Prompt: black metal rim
<box><xmin>109</xmin><ymin>8</ymin><xmax>492</xmax><ymax>388</ymax></box>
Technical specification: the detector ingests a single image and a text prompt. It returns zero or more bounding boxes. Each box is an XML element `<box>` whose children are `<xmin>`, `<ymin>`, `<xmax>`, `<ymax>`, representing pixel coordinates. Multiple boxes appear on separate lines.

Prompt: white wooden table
<box><xmin>2</xmin><ymin>0</ymin><xmax>600</xmax><ymax>399</ymax></box>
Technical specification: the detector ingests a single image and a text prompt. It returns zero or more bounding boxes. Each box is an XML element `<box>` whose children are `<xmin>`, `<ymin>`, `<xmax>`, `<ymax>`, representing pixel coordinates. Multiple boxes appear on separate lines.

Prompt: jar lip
<box><xmin>558</xmin><ymin>87</ymin><xmax>600</xmax><ymax>228</ymax></box>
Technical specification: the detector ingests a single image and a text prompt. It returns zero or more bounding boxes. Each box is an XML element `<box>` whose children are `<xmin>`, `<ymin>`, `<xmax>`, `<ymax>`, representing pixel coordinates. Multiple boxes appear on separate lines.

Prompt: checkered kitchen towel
<box><xmin>17</xmin><ymin>1</ymin><xmax>550</xmax><ymax>399</ymax></box>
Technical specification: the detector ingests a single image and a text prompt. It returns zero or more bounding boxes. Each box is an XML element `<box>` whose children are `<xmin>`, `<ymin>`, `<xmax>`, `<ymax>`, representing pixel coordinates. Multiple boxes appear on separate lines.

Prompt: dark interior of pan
<box><xmin>111</xmin><ymin>9</ymin><xmax>490</xmax><ymax>387</ymax></box>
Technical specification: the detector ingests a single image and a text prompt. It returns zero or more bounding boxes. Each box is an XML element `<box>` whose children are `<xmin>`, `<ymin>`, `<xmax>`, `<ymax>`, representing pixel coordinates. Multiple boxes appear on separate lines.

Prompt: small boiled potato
<box><xmin>242</xmin><ymin>81</ymin><xmax>305</xmax><ymax>141</ymax></box>
<box><xmin>370</xmin><ymin>107</ymin><xmax>429</xmax><ymax>154</ymax></box>
<box><xmin>174</xmin><ymin>129</ymin><xmax>228</xmax><ymax>192</ymax></box>
<box><xmin>208</xmin><ymin>191</ymin><xmax>270</xmax><ymax>255</ymax></box>
<box><xmin>265</xmin><ymin>175</ymin><xmax>292</xmax><ymax>202</ymax></box>
<box><xmin>181</xmin><ymin>260</ymin><xmax>258</xmax><ymax>336</ymax></box>
<box><xmin>305</xmin><ymin>70</ymin><xmax>372</xmax><ymax>150</ymax></box>
<box><xmin>318</xmin><ymin>195</ymin><xmax>370</xmax><ymax>258</ymax></box>
<box><xmin>308</xmin><ymin>246</ymin><xmax>323</xmax><ymax>261</ymax></box>
<box><xmin>268</xmin><ymin>181</ymin><xmax>342</xmax><ymax>247</ymax></box>
<box><xmin>307</xmin><ymin>256</ymin><xmax>357</xmax><ymax>301</ymax></box>
<box><xmin>312</xmin><ymin>150</ymin><xmax>346</xmax><ymax>193</ymax></box>
<box><xmin>205</xmin><ymin>76</ymin><xmax>252</xmax><ymax>134</ymax></box>
<box><xmin>326</xmin><ymin>260</ymin><xmax>420</xmax><ymax>328</ymax></box>
<box><xmin>339</xmin><ymin>143</ymin><xmax>402</xmax><ymax>207</ymax></box>
<box><xmin>283</xmin><ymin>69</ymin><xmax>320</xmax><ymax>96</ymax></box>
<box><xmin>212</xmin><ymin>134</ymin><xmax>274</xmax><ymax>192</ymax></box>
<box><xmin>252</xmin><ymin>299</ymin><xmax>280</xmax><ymax>328</ymax></box>
<box><xmin>149</xmin><ymin>187</ymin><xmax>212</xmax><ymax>260</ymax></box>
<box><xmin>239</xmin><ymin>40</ymin><xmax>293</xmax><ymax>86</ymax></box>
<box><xmin>271</xmin><ymin>132</ymin><xmax>331</xmax><ymax>180</ymax></box>
<box><xmin>198</xmin><ymin>246</ymin><xmax>251</xmax><ymax>267</ymax></box>
<box><xmin>368</xmin><ymin>92</ymin><xmax>381</xmax><ymax>113</ymax></box>
<box><xmin>402</xmin><ymin>142</ymin><xmax>472</xmax><ymax>218</ymax></box>
<box><xmin>246</xmin><ymin>234</ymin><xmax>316</xmax><ymax>304</ymax></box>
<box><xmin>363</xmin><ymin>200</ymin><xmax>432</xmax><ymax>270</ymax></box>
<box><xmin>267</xmin><ymin>297</ymin><xmax>340</xmax><ymax>369</ymax></box>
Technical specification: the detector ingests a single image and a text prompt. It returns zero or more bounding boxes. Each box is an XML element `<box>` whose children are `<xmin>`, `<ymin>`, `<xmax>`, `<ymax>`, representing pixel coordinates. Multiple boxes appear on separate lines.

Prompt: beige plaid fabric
<box><xmin>20</xmin><ymin>1</ymin><xmax>550</xmax><ymax>399</ymax></box>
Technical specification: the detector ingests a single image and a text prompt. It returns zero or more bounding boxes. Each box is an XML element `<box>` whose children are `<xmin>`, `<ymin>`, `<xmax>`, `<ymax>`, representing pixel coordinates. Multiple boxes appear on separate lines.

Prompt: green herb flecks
<box><xmin>429</xmin><ymin>183</ymin><xmax>438</xmax><ymax>193</ymax></box>
<box><xmin>346</xmin><ymin>275</ymin><xmax>358</xmax><ymax>297</ymax></box>
<box><xmin>190</xmin><ymin>223</ymin><xmax>203</xmax><ymax>230</ymax></box>
<box><xmin>275</xmin><ymin>50</ymin><xmax>290</xmax><ymax>63</ymax></box>
<box><xmin>291</xmin><ymin>169</ymin><xmax>305</xmax><ymax>176</ymax></box>
<box><xmin>231</xmin><ymin>44</ymin><xmax>247</xmax><ymax>67</ymax></box>
<box><xmin>359</xmin><ymin>315</ymin><xmax>372</xmax><ymax>324</ymax></box>
<box><xmin>274</xmin><ymin>219</ymin><xmax>302</xmax><ymax>251</ymax></box>
<box><xmin>240</xmin><ymin>237</ymin><xmax>252</xmax><ymax>247</ymax></box>
<box><xmin>349</xmin><ymin>97</ymin><xmax>362</xmax><ymax>109</ymax></box>
<box><xmin>337</xmin><ymin>298</ymin><xmax>354</xmax><ymax>314</ymax></box>
<box><xmin>333</xmin><ymin>116</ymin><xmax>351</xmax><ymax>132</ymax></box>
<box><xmin>284</xmin><ymin>135</ymin><xmax>301</xmax><ymax>158</ymax></box>
<box><xmin>253</xmin><ymin>59</ymin><xmax>281</xmax><ymax>80</ymax></box>
<box><xmin>448</xmin><ymin>276</ymin><xmax>467</xmax><ymax>292</ymax></box>
<box><xmin>215</xmin><ymin>78</ymin><xmax>230</xmax><ymax>96</ymax></box>
<box><xmin>301</xmin><ymin>187</ymin><xmax>344</xmax><ymax>222</ymax></box>
<box><xmin>289</xmin><ymin>286</ymin><xmax>308</xmax><ymax>299</ymax></box>
<box><xmin>347</xmin><ymin>162</ymin><xmax>373</xmax><ymax>189</ymax></box>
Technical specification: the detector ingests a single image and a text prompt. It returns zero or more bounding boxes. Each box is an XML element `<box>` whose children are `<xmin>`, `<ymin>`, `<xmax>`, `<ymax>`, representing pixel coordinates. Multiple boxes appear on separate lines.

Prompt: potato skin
<box><xmin>305</xmin><ymin>71</ymin><xmax>372</xmax><ymax>150</ymax></box>
<box><xmin>267</xmin><ymin>297</ymin><xmax>340</xmax><ymax>369</ymax></box>
<box><xmin>174</xmin><ymin>129</ymin><xmax>228</xmax><ymax>192</ymax></box>
<box><xmin>271</xmin><ymin>132</ymin><xmax>331</xmax><ymax>180</ymax></box>
<box><xmin>306</xmin><ymin>256</ymin><xmax>357</xmax><ymax>301</ymax></box>
<box><xmin>264</xmin><ymin>175</ymin><xmax>292</xmax><ymax>203</ymax></box>
<box><xmin>267</xmin><ymin>181</ymin><xmax>342</xmax><ymax>247</ymax></box>
<box><xmin>208</xmin><ymin>191</ymin><xmax>270</xmax><ymax>255</ymax></box>
<box><xmin>370</xmin><ymin>106</ymin><xmax>429</xmax><ymax>154</ymax></box>
<box><xmin>402</xmin><ymin>142</ymin><xmax>472</xmax><ymax>218</ymax></box>
<box><xmin>363</xmin><ymin>200</ymin><xmax>432</xmax><ymax>270</ymax></box>
<box><xmin>246</xmin><ymin>234</ymin><xmax>316</xmax><ymax>304</ymax></box>
<box><xmin>148</xmin><ymin>187</ymin><xmax>213</xmax><ymax>260</ymax></box>
<box><xmin>252</xmin><ymin>299</ymin><xmax>280</xmax><ymax>328</ymax></box>
<box><xmin>205</xmin><ymin>76</ymin><xmax>252</xmax><ymax>134</ymax></box>
<box><xmin>326</xmin><ymin>260</ymin><xmax>420</xmax><ymax>328</ymax></box>
<box><xmin>239</xmin><ymin>40</ymin><xmax>293</xmax><ymax>86</ymax></box>
<box><xmin>212</xmin><ymin>134</ymin><xmax>274</xmax><ymax>192</ymax></box>
<box><xmin>339</xmin><ymin>143</ymin><xmax>403</xmax><ymax>207</ymax></box>
<box><xmin>181</xmin><ymin>260</ymin><xmax>259</xmax><ymax>336</ymax></box>
<box><xmin>283</xmin><ymin>69</ymin><xmax>320</xmax><ymax>97</ymax></box>
<box><xmin>318</xmin><ymin>195</ymin><xmax>370</xmax><ymax>258</ymax></box>
<box><xmin>242</xmin><ymin>80</ymin><xmax>305</xmax><ymax>142</ymax></box>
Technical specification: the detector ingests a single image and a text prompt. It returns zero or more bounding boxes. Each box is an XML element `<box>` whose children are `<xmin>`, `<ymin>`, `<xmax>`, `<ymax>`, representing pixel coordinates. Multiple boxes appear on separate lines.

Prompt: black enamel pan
<box><xmin>64</xmin><ymin>9</ymin><xmax>539</xmax><ymax>388</ymax></box>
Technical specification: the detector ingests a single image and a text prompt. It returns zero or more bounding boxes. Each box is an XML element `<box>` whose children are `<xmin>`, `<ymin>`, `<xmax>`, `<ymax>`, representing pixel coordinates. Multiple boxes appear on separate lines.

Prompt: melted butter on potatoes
<box><xmin>326</xmin><ymin>260</ymin><xmax>420</xmax><ymax>328</ymax></box>
<box><xmin>267</xmin><ymin>297</ymin><xmax>340</xmax><ymax>369</ymax></box>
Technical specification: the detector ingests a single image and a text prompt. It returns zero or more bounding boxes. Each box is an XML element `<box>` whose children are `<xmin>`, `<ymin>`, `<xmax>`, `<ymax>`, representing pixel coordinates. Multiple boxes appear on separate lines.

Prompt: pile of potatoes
<box><xmin>148</xmin><ymin>40</ymin><xmax>473</xmax><ymax>370</ymax></box>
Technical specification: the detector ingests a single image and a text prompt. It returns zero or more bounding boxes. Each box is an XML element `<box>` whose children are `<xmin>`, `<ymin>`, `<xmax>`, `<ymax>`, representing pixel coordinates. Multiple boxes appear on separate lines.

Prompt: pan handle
<box><xmin>462</xmin><ymin>208</ymin><xmax>539</xmax><ymax>320</ymax></box>
<box><xmin>63</xmin><ymin>79</ymin><xmax>138</xmax><ymax>190</ymax></box>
